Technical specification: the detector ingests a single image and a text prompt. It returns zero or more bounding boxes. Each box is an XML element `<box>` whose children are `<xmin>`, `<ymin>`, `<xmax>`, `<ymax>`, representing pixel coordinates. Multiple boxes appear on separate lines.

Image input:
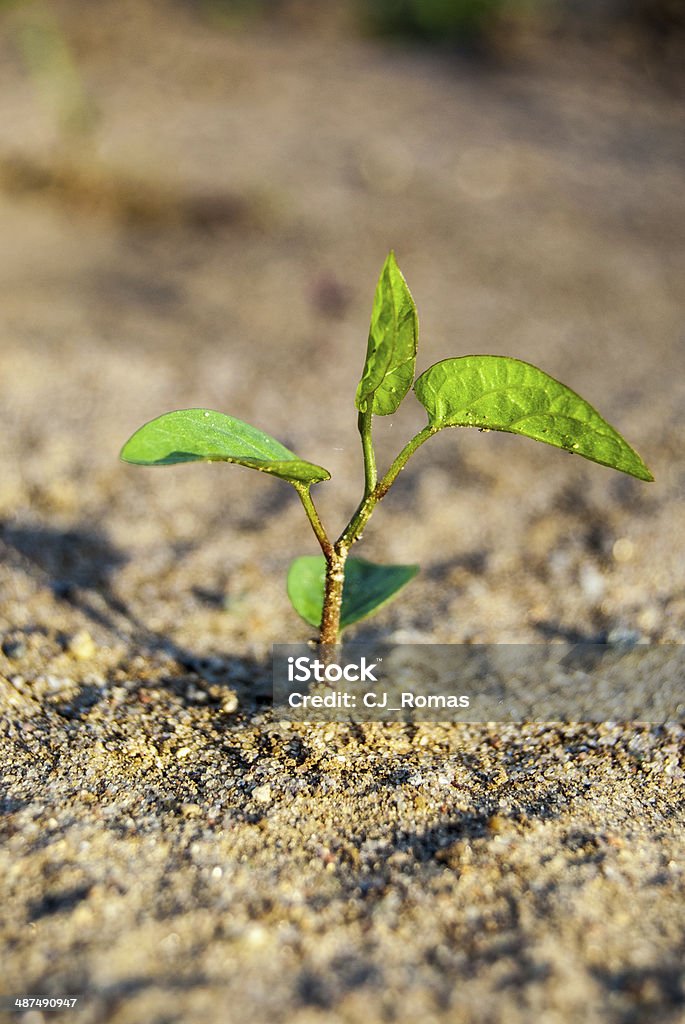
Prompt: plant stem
<box><xmin>319</xmin><ymin>545</ymin><xmax>348</xmax><ymax>647</ymax></box>
<box><xmin>295</xmin><ymin>483</ymin><xmax>345</xmax><ymax>647</ymax></box>
<box><xmin>375</xmin><ymin>424</ymin><xmax>436</xmax><ymax>498</ymax></box>
<box><xmin>338</xmin><ymin>424</ymin><xmax>436</xmax><ymax>548</ymax></box>
<box><xmin>298</xmin><ymin>425</ymin><xmax>435</xmax><ymax>647</ymax></box>
<box><xmin>358</xmin><ymin>407</ymin><xmax>377</xmax><ymax>497</ymax></box>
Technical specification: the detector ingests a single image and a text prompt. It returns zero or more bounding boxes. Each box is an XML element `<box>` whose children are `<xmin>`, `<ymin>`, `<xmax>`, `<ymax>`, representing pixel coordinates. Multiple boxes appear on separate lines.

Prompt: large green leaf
<box><xmin>355</xmin><ymin>252</ymin><xmax>418</xmax><ymax>416</ymax></box>
<box><xmin>414</xmin><ymin>356</ymin><xmax>653</xmax><ymax>482</ymax></box>
<box><xmin>287</xmin><ymin>555</ymin><xmax>419</xmax><ymax>630</ymax></box>
<box><xmin>120</xmin><ymin>409</ymin><xmax>330</xmax><ymax>486</ymax></box>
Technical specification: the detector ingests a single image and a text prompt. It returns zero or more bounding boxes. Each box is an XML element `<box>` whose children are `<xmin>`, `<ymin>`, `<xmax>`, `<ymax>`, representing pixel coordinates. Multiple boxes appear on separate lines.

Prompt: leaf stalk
<box><xmin>295</xmin><ymin>484</ymin><xmax>332</xmax><ymax>559</ymax></box>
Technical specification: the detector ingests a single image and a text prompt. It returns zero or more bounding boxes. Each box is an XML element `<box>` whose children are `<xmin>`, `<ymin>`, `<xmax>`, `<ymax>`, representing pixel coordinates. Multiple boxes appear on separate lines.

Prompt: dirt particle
<box><xmin>612</xmin><ymin>538</ymin><xmax>635</xmax><ymax>563</ymax></box>
<box><xmin>487</xmin><ymin>814</ymin><xmax>509</xmax><ymax>834</ymax></box>
<box><xmin>252</xmin><ymin>783</ymin><xmax>272</xmax><ymax>804</ymax></box>
<box><xmin>67</xmin><ymin>630</ymin><xmax>97</xmax><ymax>661</ymax></box>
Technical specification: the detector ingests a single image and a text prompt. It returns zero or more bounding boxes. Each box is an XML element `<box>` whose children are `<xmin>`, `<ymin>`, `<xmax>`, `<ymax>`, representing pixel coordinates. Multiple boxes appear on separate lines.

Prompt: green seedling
<box><xmin>121</xmin><ymin>252</ymin><xmax>653</xmax><ymax>646</ymax></box>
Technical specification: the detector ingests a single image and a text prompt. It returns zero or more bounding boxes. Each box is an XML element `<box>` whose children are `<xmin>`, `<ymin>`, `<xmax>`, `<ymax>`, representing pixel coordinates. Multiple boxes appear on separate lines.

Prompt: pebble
<box><xmin>252</xmin><ymin>783</ymin><xmax>272</xmax><ymax>804</ymax></box>
<box><xmin>2</xmin><ymin>638</ymin><xmax>27</xmax><ymax>659</ymax></box>
<box><xmin>181</xmin><ymin>803</ymin><xmax>201</xmax><ymax>818</ymax></box>
<box><xmin>221</xmin><ymin>690</ymin><xmax>239</xmax><ymax>714</ymax></box>
<box><xmin>487</xmin><ymin>814</ymin><xmax>509</xmax><ymax>834</ymax></box>
<box><xmin>579</xmin><ymin>564</ymin><xmax>605</xmax><ymax>601</ymax></box>
<box><xmin>67</xmin><ymin>630</ymin><xmax>97</xmax><ymax>661</ymax></box>
<box><xmin>612</xmin><ymin>538</ymin><xmax>635</xmax><ymax>563</ymax></box>
<box><xmin>607</xmin><ymin>626</ymin><xmax>643</xmax><ymax>646</ymax></box>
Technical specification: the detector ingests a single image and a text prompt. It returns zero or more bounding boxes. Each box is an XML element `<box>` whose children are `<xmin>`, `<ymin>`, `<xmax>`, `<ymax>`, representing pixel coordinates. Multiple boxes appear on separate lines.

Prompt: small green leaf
<box><xmin>120</xmin><ymin>409</ymin><xmax>330</xmax><ymax>486</ymax></box>
<box><xmin>414</xmin><ymin>356</ymin><xmax>653</xmax><ymax>482</ymax></box>
<box><xmin>287</xmin><ymin>556</ymin><xmax>419</xmax><ymax>630</ymax></box>
<box><xmin>355</xmin><ymin>252</ymin><xmax>418</xmax><ymax>416</ymax></box>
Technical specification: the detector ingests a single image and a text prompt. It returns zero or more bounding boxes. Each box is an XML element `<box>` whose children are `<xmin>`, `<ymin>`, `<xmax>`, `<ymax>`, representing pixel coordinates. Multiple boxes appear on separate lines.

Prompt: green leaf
<box><xmin>414</xmin><ymin>356</ymin><xmax>653</xmax><ymax>482</ymax></box>
<box><xmin>355</xmin><ymin>251</ymin><xmax>418</xmax><ymax>416</ymax></box>
<box><xmin>287</xmin><ymin>556</ymin><xmax>419</xmax><ymax>630</ymax></box>
<box><xmin>120</xmin><ymin>409</ymin><xmax>330</xmax><ymax>486</ymax></box>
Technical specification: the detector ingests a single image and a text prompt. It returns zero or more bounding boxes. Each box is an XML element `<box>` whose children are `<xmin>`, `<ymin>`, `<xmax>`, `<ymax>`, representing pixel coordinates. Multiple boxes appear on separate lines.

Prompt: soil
<box><xmin>0</xmin><ymin>3</ymin><xmax>683</xmax><ymax>1022</ymax></box>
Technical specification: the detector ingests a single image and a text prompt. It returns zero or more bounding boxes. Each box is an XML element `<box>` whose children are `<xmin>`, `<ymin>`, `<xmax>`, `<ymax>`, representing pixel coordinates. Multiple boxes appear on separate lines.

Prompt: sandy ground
<box><xmin>0</xmin><ymin>3</ymin><xmax>683</xmax><ymax>1022</ymax></box>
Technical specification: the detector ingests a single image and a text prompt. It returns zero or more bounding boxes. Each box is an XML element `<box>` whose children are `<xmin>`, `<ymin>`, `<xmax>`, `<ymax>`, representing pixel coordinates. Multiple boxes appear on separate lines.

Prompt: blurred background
<box><xmin>0</xmin><ymin>0</ymin><xmax>683</xmax><ymax>647</ymax></box>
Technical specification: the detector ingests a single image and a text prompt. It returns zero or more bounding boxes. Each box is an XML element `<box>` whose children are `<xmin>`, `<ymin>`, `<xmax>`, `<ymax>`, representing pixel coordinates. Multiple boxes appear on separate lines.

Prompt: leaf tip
<box><xmin>634</xmin><ymin>462</ymin><xmax>655</xmax><ymax>483</ymax></box>
<box><xmin>119</xmin><ymin>436</ymin><xmax>140</xmax><ymax>465</ymax></box>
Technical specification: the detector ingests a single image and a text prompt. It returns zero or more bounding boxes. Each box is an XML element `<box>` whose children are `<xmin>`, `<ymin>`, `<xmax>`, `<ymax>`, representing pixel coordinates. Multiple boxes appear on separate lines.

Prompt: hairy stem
<box><xmin>319</xmin><ymin>545</ymin><xmax>348</xmax><ymax>647</ymax></box>
<box><xmin>295</xmin><ymin>483</ymin><xmax>346</xmax><ymax>647</ymax></box>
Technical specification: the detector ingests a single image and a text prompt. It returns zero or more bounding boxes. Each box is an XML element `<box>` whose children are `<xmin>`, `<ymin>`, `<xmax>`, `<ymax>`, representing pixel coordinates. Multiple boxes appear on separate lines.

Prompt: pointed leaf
<box><xmin>355</xmin><ymin>252</ymin><xmax>418</xmax><ymax>416</ymax></box>
<box><xmin>287</xmin><ymin>556</ymin><xmax>419</xmax><ymax>630</ymax></box>
<box><xmin>414</xmin><ymin>356</ymin><xmax>653</xmax><ymax>482</ymax></box>
<box><xmin>121</xmin><ymin>409</ymin><xmax>330</xmax><ymax>486</ymax></box>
